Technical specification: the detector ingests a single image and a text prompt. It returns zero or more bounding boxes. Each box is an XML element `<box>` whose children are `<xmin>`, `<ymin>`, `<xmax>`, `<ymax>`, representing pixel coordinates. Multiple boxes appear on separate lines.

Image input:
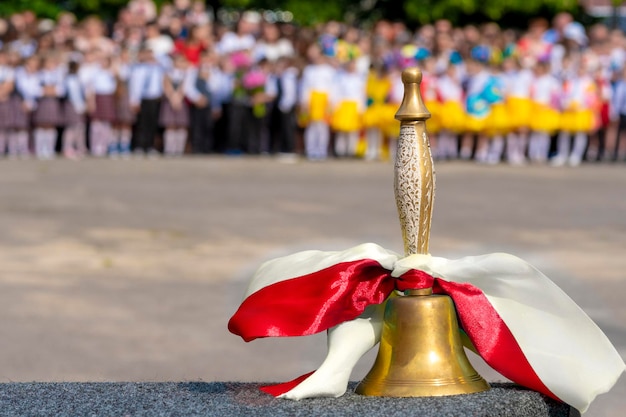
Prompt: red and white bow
<box><xmin>228</xmin><ymin>243</ymin><xmax>625</xmax><ymax>413</ymax></box>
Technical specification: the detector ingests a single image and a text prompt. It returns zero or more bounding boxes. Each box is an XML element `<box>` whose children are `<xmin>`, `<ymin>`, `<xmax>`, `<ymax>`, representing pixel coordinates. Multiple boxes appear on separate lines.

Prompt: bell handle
<box><xmin>394</xmin><ymin>67</ymin><xmax>435</xmax><ymax>256</ymax></box>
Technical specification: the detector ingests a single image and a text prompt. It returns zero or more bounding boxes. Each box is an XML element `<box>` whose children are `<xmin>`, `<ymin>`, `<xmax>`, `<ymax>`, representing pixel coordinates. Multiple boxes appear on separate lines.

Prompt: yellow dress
<box><xmin>560</xmin><ymin>109</ymin><xmax>594</xmax><ymax>133</ymax></box>
<box><xmin>465</xmin><ymin>115</ymin><xmax>487</xmax><ymax>133</ymax></box>
<box><xmin>362</xmin><ymin>73</ymin><xmax>391</xmax><ymax>130</ymax></box>
<box><xmin>530</xmin><ymin>104</ymin><xmax>560</xmax><ymax>133</ymax></box>
<box><xmin>382</xmin><ymin>103</ymin><xmax>400</xmax><ymax>138</ymax></box>
<box><xmin>506</xmin><ymin>97</ymin><xmax>532</xmax><ymax>130</ymax></box>
<box><xmin>331</xmin><ymin>101</ymin><xmax>360</xmax><ymax>132</ymax></box>
<box><xmin>424</xmin><ymin>100</ymin><xmax>441</xmax><ymax>134</ymax></box>
<box><xmin>486</xmin><ymin>102</ymin><xmax>510</xmax><ymax>135</ymax></box>
<box><xmin>439</xmin><ymin>100</ymin><xmax>466</xmax><ymax>133</ymax></box>
<box><xmin>309</xmin><ymin>91</ymin><xmax>329</xmax><ymax>123</ymax></box>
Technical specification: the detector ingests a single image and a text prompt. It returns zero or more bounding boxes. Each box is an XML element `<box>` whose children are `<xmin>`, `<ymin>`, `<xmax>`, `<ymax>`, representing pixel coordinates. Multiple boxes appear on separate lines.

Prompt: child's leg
<box><xmin>317</xmin><ymin>122</ymin><xmax>330</xmax><ymax>160</ymax></box>
<box><xmin>460</xmin><ymin>133</ymin><xmax>474</xmax><ymax>160</ymax></box>
<box><xmin>569</xmin><ymin>132</ymin><xmax>588</xmax><ymax>166</ymax></box>
<box><xmin>0</xmin><ymin>130</ymin><xmax>7</xmax><ymax>156</ymax></box>
<box><xmin>176</xmin><ymin>128</ymin><xmax>188</xmax><ymax>155</ymax></box>
<box><xmin>90</xmin><ymin>121</ymin><xmax>108</xmax><ymax>157</ymax></box>
<box><xmin>365</xmin><ymin>128</ymin><xmax>381</xmax><ymax>161</ymax></box>
<box><xmin>335</xmin><ymin>132</ymin><xmax>347</xmax><ymax>157</ymax></box>
<box><xmin>487</xmin><ymin>135</ymin><xmax>504</xmax><ymax>164</ymax></box>
<box><xmin>388</xmin><ymin>136</ymin><xmax>398</xmax><ymax>162</ymax></box>
<box><xmin>46</xmin><ymin>128</ymin><xmax>57</xmax><ymax>158</ymax></box>
<box><xmin>62</xmin><ymin>124</ymin><xmax>75</xmax><ymax>158</ymax></box>
<box><xmin>506</xmin><ymin>132</ymin><xmax>519</xmax><ymax>163</ymax></box>
<box><xmin>528</xmin><ymin>131</ymin><xmax>540</xmax><ymax>162</ymax></box>
<box><xmin>163</xmin><ymin>129</ymin><xmax>175</xmax><ymax>156</ymax></box>
<box><xmin>474</xmin><ymin>135</ymin><xmax>489</xmax><ymax>163</ymax></box>
<box><xmin>17</xmin><ymin>130</ymin><xmax>30</xmax><ymax>157</ymax></box>
<box><xmin>119</xmin><ymin>126</ymin><xmax>132</xmax><ymax>155</ymax></box>
<box><xmin>34</xmin><ymin>128</ymin><xmax>46</xmax><ymax>159</ymax></box>
<box><xmin>552</xmin><ymin>131</ymin><xmax>571</xmax><ymax>166</ymax></box>
<box><xmin>108</xmin><ymin>128</ymin><xmax>120</xmax><ymax>156</ymax></box>
<box><xmin>347</xmin><ymin>131</ymin><xmax>359</xmax><ymax>157</ymax></box>
<box><xmin>304</xmin><ymin>124</ymin><xmax>315</xmax><ymax>159</ymax></box>
<box><xmin>538</xmin><ymin>132</ymin><xmax>550</xmax><ymax>162</ymax></box>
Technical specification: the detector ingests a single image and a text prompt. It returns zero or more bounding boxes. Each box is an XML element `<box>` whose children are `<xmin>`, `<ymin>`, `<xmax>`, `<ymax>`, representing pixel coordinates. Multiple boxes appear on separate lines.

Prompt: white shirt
<box><xmin>129</xmin><ymin>62</ymin><xmax>164</xmax><ymax>106</ymax></box>
<box><xmin>66</xmin><ymin>74</ymin><xmax>86</xmax><ymax>115</ymax></box>
<box><xmin>217</xmin><ymin>32</ymin><xmax>256</xmax><ymax>55</ymax></box>
<box><xmin>91</xmin><ymin>67</ymin><xmax>117</xmax><ymax>95</ymax></box>
<box><xmin>299</xmin><ymin>63</ymin><xmax>336</xmax><ymax>106</ymax></box>
<box><xmin>277</xmin><ymin>67</ymin><xmax>298</xmax><ymax>112</ymax></box>
<box><xmin>78</xmin><ymin>63</ymin><xmax>100</xmax><ymax>90</ymax></box>
<box><xmin>146</xmin><ymin>35</ymin><xmax>175</xmax><ymax>58</ymax></box>
<box><xmin>437</xmin><ymin>74</ymin><xmax>463</xmax><ymax>102</ymax></box>
<box><xmin>39</xmin><ymin>68</ymin><xmax>66</xmax><ymax>97</ymax></box>
<box><xmin>253</xmin><ymin>39</ymin><xmax>295</xmax><ymax>62</ymax></box>
<box><xmin>531</xmin><ymin>74</ymin><xmax>561</xmax><ymax>107</ymax></box>
<box><xmin>505</xmin><ymin>68</ymin><xmax>533</xmax><ymax>99</ymax></box>
<box><xmin>0</xmin><ymin>65</ymin><xmax>15</xmax><ymax>84</ymax></box>
<box><xmin>15</xmin><ymin>68</ymin><xmax>42</xmax><ymax>109</ymax></box>
<box><xmin>332</xmin><ymin>70</ymin><xmax>366</xmax><ymax>111</ymax></box>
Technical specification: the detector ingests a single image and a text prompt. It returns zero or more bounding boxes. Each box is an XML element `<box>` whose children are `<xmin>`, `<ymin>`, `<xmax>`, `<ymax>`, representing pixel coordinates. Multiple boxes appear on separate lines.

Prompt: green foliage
<box><xmin>403</xmin><ymin>0</ymin><xmax>579</xmax><ymax>24</ymax></box>
<box><xmin>0</xmin><ymin>0</ymin><xmax>147</xmax><ymax>20</ymax></box>
<box><xmin>0</xmin><ymin>0</ymin><xmax>60</xmax><ymax>19</ymax></box>
<box><xmin>1</xmin><ymin>0</ymin><xmax>581</xmax><ymax>25</ymax></box>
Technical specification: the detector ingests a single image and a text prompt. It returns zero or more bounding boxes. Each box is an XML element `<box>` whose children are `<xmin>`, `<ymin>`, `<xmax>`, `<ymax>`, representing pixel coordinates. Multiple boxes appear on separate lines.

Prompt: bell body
<box><xmin>355</xmin><ymin>290</ymin><xmax>490</xmax><ymax>397</ymax></box>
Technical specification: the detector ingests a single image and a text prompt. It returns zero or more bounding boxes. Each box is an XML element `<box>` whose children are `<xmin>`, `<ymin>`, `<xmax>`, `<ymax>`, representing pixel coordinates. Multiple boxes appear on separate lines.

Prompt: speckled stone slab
<box><xmin>0</xmin><ymin>382</ymin><xmax>578</xmax><ymax>417</ymax></box>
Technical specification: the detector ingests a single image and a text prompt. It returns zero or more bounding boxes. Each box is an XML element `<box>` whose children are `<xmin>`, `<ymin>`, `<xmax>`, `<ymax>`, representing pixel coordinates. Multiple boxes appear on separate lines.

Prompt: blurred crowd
<box><xmin>1</xmin><ymin>1</ymin><xmax>626</xmax><ymax>166</ymax></box>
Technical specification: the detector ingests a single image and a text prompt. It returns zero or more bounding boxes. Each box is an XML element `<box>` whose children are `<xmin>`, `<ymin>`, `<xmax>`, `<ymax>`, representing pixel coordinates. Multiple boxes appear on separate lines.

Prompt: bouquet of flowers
<box><xmin>242</xmin><ymin>69</ymin><xmax>267</xmax><ymax>118</ymax></box>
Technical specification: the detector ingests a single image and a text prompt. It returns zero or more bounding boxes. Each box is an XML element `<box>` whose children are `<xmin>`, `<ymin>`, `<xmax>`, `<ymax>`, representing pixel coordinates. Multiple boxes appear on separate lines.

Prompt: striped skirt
<box><xmin>93</xmin><ymin>94</ymin><xmax>117</xmax><ymax>122</ymax></box>
<box><xmin>159</xmin><ymin>99</ymin><xmax>189</xmax><ymax>128</ymax></box>
<box><xmin>32</xmin><ymin>97</ymin><xmax>62</xmax><ymax>127</ymax></box>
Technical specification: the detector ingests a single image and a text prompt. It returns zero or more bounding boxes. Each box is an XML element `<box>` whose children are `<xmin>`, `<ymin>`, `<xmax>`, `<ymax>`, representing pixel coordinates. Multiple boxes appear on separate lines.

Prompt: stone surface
<box><xmin>0</xmin><ymin>158</ymin><xmax>624</xmax><ymax>417</ymax></box>
<box><xmin>0</xmin><ymin>382</ymin><xmax>574</xmax><ymax>417</ymax></box>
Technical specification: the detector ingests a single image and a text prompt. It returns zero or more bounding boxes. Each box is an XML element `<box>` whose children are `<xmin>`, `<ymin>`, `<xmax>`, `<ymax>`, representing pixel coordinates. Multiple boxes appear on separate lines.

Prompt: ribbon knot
<box><xmin>394</xmin><ymin>268</ymin><xmax>436</xmax><ymax>292</ymax></box>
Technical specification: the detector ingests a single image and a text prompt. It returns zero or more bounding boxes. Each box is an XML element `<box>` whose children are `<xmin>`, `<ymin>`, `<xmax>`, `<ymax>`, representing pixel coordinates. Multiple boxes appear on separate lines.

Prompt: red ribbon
<box><xmin>228</xmin><ymin>259</ymin><xmax>560</xmax><ymax>402</ymax></box>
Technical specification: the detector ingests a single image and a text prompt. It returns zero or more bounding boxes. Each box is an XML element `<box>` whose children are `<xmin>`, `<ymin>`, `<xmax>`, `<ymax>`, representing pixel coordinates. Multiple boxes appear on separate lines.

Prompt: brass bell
<box><xmin>355</xmin><ymin>288</ymin><xmax>490</xmax><ymax>397</ymax></box>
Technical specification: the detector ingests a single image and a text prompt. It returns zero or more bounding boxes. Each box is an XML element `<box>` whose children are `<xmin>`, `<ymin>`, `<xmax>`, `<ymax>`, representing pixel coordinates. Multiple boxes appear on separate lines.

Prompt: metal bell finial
<box><xmin>356</xmin><ymin>68</ymin><xmax>490</xmax><ymax>397</ymax></box>
<box><xmin>395</xmin><ymin>67</ymin><xmax>431</xmax><ymax>123</ymax></box>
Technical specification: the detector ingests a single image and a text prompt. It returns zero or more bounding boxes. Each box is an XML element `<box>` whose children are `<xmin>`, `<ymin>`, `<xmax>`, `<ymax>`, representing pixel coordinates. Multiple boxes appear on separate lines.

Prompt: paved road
<box><xmin>0</xmin><ymin>157</ymin><xmax>624</xmax><ymax>416</ymax></box>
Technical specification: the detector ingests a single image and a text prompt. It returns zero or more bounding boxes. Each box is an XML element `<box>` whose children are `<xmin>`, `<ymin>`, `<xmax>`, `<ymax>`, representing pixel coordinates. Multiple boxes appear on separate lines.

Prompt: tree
<box><xmin>402</xmin><ymin>0</ymin><xmax>579</xmax><ymax>25</ymax></box>
<box><xmin>0</xmin><ymin>0</ymin><xmax>154</xmax><ymax>20</ymax></box>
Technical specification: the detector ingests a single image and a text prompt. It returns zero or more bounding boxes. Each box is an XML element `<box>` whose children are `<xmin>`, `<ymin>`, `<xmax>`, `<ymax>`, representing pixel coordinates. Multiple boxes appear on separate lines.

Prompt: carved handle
<box><xmin>394</xmin><ymin>68</ymin><xmax>435</xmax><ymax>256</ymax></box>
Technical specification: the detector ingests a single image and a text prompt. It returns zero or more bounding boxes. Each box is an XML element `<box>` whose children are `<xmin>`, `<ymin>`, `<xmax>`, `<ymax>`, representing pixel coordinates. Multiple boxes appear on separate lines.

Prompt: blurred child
<box><xmin>361</xmin><ymin>62</ymin><xmax>391</xmax><ymax>161</ymax></box>
<box><xmin>62</xmin><ymin>60</ymin><xmax>87</xmax><ymax>159</ymax></box>
<box><xmin>610</xmin><ymin>65</ymin><xmax>626</xmax><ymax>161</ymax></box>
<box><xmin>587</xmin><ymin>62</ymin><xmax>611</xmax><ymax>161</ymax></box>
<box><xmin>160</xmin><ymin>54</ymin><xmax>190</xmax><ymax>156</ymax></box>
<box><xmin>32</xmin><ymin>53</ymin><xmax>64</xmax><ymax>159</ymax></box>
<box><xmin>113</xmin><ymin>49</ymin><xmax>135</xmax><ymax>157</ymax></box>
<box><xmin>483</xmin><ymin>61</ymin><xmax>508</xmax><ymax>164</ymax></box>
<box><xmin>88</xmin><ymin>55</ymin><xmax>117</xmax><ymax>157</ymax></box>
<box><xmin>436</xmin><ymin>63</ymin><xmax>464</xmax><ymax>160</ymax></box>
<box><xmin>503</xmin><ymin>56</ymin><xmax>533</xmax><ymax>165</ymax></box>
<box><xmin>299</xmin><ymin>43</ymin><xmax>335</xmax><ymax>160</ymax></box>
<box><xmin>421</xmin><ymin>57</ymin><xmax>441</xmax><ymax>157</ymax></box>
<box><xmin>553</xmin><ymin>60</ymin><xmax>598</xmax><ymax>166</ymax></box>
<box><xmin>11</xmin><ymin>55</ymin><xmax>39</xmax><ymax>158</ymax></box>
<box><xmin>331</xmin><ymin>60</ymin><xmax>365</xmax><ymax>157</ymax></box>
<box><xmin>462</xmin><ymin>46</ymin><xmax>503</xmax><ymax>163</ymax></box>
<box><xmin>0</xmin><ymin>49</ymin><xmax>14</xmax><ymax>156</ymax></box>
<box><xmin>186</xmin><ymin>50</ymin><xmax>216</xmax><ymax>154</ymax></box>
<box><xmin>271</xmin><ymin>56</ymin><xmax>298</xmax><ymax>157</ymax></box>
<box><xmin>528</xmin><ymin>60</ymin><xmax>561</xmax><ymax>163</ymax></box>
<box><xmin>384</xmin><ymin>66</ymin><xmax>403</xmax><ymax>162</ymax></box>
